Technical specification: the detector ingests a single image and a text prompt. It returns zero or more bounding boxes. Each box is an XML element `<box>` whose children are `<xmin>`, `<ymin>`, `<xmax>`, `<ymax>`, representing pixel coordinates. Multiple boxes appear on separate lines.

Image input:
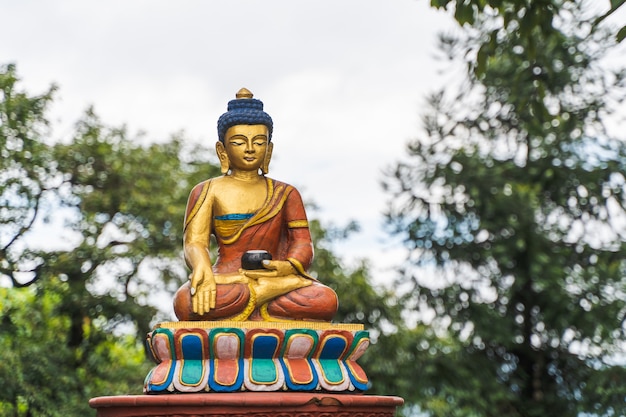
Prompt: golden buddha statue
<box><xmin>173</xmin><ymin>88</ymin><xmax>338</xmax><ymax>322</ymax></box>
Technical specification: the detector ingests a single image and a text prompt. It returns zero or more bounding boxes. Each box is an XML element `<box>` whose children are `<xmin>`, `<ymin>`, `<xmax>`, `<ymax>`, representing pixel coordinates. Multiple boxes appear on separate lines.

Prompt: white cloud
<box><xmin>1</xmin><ymin>0</ymin><xmax>455</xmax><ymax>284</ymax></box>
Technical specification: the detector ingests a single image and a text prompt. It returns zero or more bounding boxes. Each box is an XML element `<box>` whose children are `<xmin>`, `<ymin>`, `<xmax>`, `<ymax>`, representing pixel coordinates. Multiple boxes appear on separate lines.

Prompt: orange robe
<box><xmin>174</xmin><ymin>178</ymin><xmax>338</xmax><ymax>321</ymax></box>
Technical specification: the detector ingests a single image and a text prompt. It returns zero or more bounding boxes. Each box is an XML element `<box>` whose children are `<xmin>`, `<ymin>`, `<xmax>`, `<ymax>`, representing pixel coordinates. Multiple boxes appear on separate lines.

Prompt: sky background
<box><xmin>3</xmin><ymin>1</ymin><xmax>622</xmax><ymax>297</ymax></box>
<box><xmin>1</xmin><ymin>0</ymin><xmax>460</xmax><ymax>285</ymax></box>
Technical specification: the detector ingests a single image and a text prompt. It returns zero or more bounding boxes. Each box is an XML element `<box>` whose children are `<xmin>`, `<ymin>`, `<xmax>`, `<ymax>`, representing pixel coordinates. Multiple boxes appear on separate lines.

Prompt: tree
<box><xmin>308</xmin><ymin>219</ymin><xmax>461</xmax><ymax>415</ymax></box>
<box><xmin>0</xmin><ymin>282</ymin><xmax>150</xmax><ymax>416</ymax></box>
<box><xmin>429</xmin><ymin>0</ymin><xmax>626</xmax><ymax>71</ymax></box>
<box><xmin>308</xmin><ymin>219</ymin><xmax>406</xmax><ymax>392</ymax></box>
<box><xmin>0</xmin><ymin>64</ymin><xmax>218</xmax><ymax>415</ymax></box>
<box><xmin>51</xmin><ymin>109</ymin><xmax>217</xmax><ymax>340</ymax></box>
<box><xmin>387</xmin><ymin>1</ymin><xmax>626</xmax><ymax>416</ymax></box>
<box><xmin>0</xmin><ymin>64</ymin><xmax>58</xmax><ymax>288</ymax></box>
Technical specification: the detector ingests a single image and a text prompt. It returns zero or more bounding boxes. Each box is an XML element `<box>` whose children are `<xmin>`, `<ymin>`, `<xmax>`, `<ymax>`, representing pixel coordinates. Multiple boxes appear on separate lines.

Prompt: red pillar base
<box><xmin>89</xmin><ymin>392</ymin><xmax>404</xmax><ymax>417</ymax></box>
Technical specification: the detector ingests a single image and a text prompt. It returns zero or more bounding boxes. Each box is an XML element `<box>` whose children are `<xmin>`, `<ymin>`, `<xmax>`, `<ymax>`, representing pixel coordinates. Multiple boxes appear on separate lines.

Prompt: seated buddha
<box><xmin>173</xmin><ymin>88</ymin><xmax>338</xmax><ymax>322</ymax></box>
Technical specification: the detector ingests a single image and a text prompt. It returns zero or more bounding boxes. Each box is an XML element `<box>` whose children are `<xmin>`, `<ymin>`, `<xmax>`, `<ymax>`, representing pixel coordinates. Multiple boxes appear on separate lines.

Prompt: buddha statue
<box><xmin>173</xmin><ymin>88</ymin><xmax>339</xmax><ymax>322</ymax></box>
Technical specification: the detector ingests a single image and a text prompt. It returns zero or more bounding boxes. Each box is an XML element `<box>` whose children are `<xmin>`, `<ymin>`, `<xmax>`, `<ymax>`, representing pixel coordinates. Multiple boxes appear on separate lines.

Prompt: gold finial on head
<box><xmin>236</xmin><ymin>88</ymin><xmax>253</xmax><ymax>99</ymax></box>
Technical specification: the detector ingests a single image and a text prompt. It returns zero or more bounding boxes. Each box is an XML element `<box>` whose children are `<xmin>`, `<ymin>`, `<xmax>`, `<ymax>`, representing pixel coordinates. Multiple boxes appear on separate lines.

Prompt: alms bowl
<box><xmin>241</xmin><ymin>250</ymin><xmax>272</xmax><ymax>270</ymax></box>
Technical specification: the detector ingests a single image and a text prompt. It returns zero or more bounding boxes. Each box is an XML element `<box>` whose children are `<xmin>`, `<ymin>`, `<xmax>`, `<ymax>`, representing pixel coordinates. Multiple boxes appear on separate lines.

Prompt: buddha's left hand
<box><xmin>242</xmin><ymin>260</ymin><xmax>296</xmax><ymax>279</ymax></box>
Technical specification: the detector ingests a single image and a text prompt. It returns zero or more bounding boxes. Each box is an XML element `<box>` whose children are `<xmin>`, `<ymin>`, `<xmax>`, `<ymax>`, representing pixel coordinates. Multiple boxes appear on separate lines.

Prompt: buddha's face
<box><xmin>221</xmin><ymin>124</ymin><xmax>271</xmax><ymax>173</ymax></box>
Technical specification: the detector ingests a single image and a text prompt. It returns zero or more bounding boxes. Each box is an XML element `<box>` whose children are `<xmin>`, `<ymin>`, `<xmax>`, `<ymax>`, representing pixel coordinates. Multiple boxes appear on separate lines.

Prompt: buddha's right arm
<box><xmin>185</xmin><ymin>239</ymin><xmax>217</xmax><ymax>313</ymax></box>
<box><xmin>183</xmin><ymin>183</ymin><xmax>217</xmax><ymax>313</ymax></box>
<box><xmin>183</xmin><ymin>181</ymin><xmax>212</xmax><ymax>270</ymax></box>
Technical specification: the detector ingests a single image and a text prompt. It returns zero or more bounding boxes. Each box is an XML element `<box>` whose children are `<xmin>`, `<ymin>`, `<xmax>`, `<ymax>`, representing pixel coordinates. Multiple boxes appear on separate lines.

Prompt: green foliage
<box><xmin>430</xmin><ymin>0</ymin><xmax>626</xmax><ymax>77</ymax></box>
<box><xmin>0</xmin><ymin>283</ymin><xmax>151</xmax><ymax>416</ymax></box>
<box><xmin>308</xmin><ymin>219</ymin><xmax>441</xmax><ymax>411</ymax></box>
<box><xmin>0</xmin><ymin>64</ymin><xmax>219</xmax><ymax>415</ymax></box>
<box><xmin>51</xmin><ymin>109</ymin><xmax>218</xmax><ymax>333</ymax></box>
<box><xmin>0</xmin><ymin>64</ymin><xmax>58</xmax><ymax>288</ymax></box>
<box><xmin>389</xmin><ymin>2</ymin><xmax>626</xmax><ymax>416</ymax></box>
<box><xmin>308</xmin><ymin>218</ymin><xmax>484</xmax><ymax>417</ymax></box>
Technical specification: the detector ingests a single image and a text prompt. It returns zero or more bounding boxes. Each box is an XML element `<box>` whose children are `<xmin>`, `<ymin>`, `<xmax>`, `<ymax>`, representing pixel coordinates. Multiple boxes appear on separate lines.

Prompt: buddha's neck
<box><xmin>228</xmin><ymin>170</ymin><xmax>265</xmax><ymax>183</ymax></box>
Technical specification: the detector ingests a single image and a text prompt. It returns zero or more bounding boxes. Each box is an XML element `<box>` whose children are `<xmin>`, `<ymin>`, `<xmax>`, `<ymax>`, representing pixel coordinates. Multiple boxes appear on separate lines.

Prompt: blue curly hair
<box><xmin>217</xmin><ymin>88</ymin><xmax>273</xmax><ymax>142</ymax></box>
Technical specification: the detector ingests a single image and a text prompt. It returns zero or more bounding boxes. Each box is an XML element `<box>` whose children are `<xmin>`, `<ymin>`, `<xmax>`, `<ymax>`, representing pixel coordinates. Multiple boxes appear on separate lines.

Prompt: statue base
<box><xmin>89</xmin><ymin>392</ymin><xmax>404</xmax><ymax>417</ymax></box>
<box><xmin>145</xmin><ymin>321</ymin><xmax>370</xmax><ymax>393</ymax></box>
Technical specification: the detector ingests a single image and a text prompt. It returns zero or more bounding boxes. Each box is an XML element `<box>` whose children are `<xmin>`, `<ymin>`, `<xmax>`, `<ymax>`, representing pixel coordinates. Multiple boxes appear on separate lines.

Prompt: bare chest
<box><xmin>212</xmin><ymin>179</ymin><xmax>268</xmax><ymax>216</ymax></box>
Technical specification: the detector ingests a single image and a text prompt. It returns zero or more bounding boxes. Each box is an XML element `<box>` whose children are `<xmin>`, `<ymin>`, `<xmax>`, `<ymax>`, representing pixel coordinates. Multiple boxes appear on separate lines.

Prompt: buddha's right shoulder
<box><xmin>191</xmin><ymin>176</ymin><xmax>229</xmax><ymax>193</ymax></box>
<box><xmin>188</xmin><ymin>179</ymin><xmax>210</xmax><ymax>196</ymax></box>
<box><xmin>187</xmin><ymin>179</ymin><xmax>216</xmax><ymax>207</ymax></box>
<box><xmin>185</xmin><ymin>179</ymin><xmax>216</xmax><ymax>224</ymax></box>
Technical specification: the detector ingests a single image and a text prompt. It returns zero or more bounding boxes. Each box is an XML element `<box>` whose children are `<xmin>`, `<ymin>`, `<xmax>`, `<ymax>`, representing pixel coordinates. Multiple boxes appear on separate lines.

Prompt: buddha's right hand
<box><xmin>190</xmin><ymin>265</ymin><xmax>216</xmax><ymax>315</ymax></box>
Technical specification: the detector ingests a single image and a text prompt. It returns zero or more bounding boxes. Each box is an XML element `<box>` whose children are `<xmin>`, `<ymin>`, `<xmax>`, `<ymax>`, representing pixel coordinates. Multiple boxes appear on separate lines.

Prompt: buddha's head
<box><xmin>217</xmin><ymin>88</ymin><xmax>273</xmax><ymax>143</ymax></box>
<box><xmin>216</xmin><ymin>88</ymin><xmax>274</xmax><ymax>175</ymax></box>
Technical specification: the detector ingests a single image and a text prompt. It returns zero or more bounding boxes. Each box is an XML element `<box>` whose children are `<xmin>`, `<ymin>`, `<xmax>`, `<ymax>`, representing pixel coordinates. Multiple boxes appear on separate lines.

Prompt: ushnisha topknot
<box><xmin>217</xmin><ymin>88</ymin><xmax>274</xmax><ymax>143</ymax></box>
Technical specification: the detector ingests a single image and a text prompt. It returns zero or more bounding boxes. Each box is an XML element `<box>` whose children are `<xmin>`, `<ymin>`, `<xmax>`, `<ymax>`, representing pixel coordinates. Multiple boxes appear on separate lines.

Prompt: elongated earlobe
<box><xmin>261</xmin><ymin>142</ymin><xmax>273</xmax><ymax>175</ymax></box>
<box><xmin>216</xmin><ymin>142</ymin><xmax>230</xmax><ymax>174</ymax></box>
<box><xmin>220</xmin><ymin>158</ymin><xmax>230</xmax><ymax>175</ymax></box>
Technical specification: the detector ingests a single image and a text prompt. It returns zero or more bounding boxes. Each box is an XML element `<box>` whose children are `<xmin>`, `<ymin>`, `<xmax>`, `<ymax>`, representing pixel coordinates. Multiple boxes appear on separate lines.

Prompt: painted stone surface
<box><xmin>144</xmin><ymin>321</ymin><xmax>369</xmax><ymax>394</ymax></box>
<box><xmin>90</xmin><ymin>392</ymin><xmax>404</xmax><ymax>417</ymax></box>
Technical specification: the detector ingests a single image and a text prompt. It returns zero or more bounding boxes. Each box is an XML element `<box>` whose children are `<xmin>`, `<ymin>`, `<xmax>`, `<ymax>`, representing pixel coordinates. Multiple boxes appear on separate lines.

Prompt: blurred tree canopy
<box><xmin>386</xmin><ymin>1</ymin><xmax>626</xmax><ymax>416</ymax></box>
<box><xmin>0</xmin><ymin>64</ymin><xmax>412</xmax><ymax>416</ymax></box>
<box><xmin>0</xmin><ymin>63</ymin><xmax>218</xmax><ymax>415</ymax></box>
<box><xmin>430</xmin><ymin>0</ymin><xmax>626</xmax><ymax>74</ymax></box>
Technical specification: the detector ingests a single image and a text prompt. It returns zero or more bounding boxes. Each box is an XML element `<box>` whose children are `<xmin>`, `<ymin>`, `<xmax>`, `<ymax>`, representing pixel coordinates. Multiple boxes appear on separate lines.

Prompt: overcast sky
<box><xmin>3</xmin><ymin>0</ymin><xmax>626</xmax><ymax>308</ymax></box>
<box><xmin>1</xmin><ymin>0</ymin><xmax>459</xmax><ymax>284</ymax></box>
